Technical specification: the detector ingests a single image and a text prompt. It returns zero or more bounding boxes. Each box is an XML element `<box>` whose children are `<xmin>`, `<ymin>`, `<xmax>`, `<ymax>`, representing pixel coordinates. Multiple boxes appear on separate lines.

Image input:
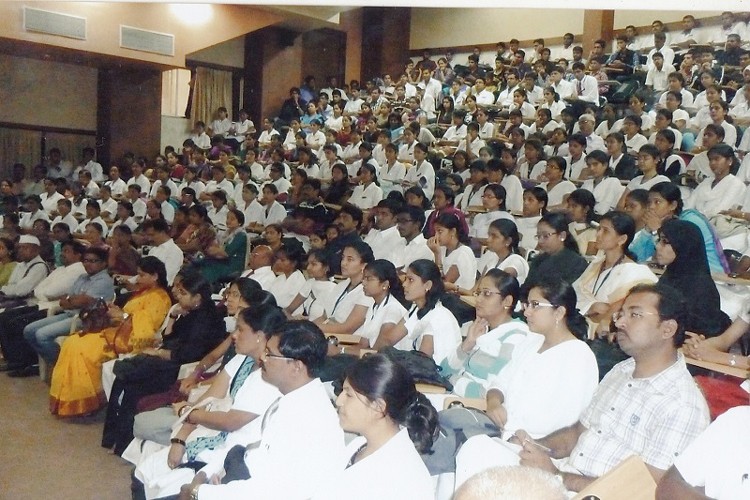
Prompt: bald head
<box><xmin>249</xmin><ymin>245</ymin><xmax>273</xmax><ymax>269</ymax></box>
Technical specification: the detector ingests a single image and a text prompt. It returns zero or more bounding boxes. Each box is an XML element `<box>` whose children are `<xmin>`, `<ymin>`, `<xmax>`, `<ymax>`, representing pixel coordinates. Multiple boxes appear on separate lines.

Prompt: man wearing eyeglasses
<box><xmin>392</xmin><ymin>205</ymin><xmax>433</xmax><ymax>272</ymax></box>
<box><xmin>457</xmin><ymin>283</ymin><xmax>709</xmax><ymax>494</ymax></box>
<box><xmin>0</xmin><ymin>244</ymin><xmax>115</xmax><ymax>377</ymax></box>
<box><xmin>178</xmin><ymin>320</ymin><xmax>345</xmax><ymax>500</ymax></box>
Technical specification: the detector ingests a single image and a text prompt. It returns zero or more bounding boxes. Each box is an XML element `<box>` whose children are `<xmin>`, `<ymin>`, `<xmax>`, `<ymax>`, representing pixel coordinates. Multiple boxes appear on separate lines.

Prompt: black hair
<box><xmin>237</xmin><ymin>303</ymin><xmax>287</xmax><ymax>340</ymax></box>
<box><xmin>275</xmin><ymin>243</ymin><xmax>306</xmax><ymax>271</ymax></box>
<box><xmin>83</xmin><ymin>245</ymin><xmax>109</xmax><ymax>263</ymax></box>
<box><xmin>488</xmin><ymin>218</ymin><xmax>521</xmax><ymax>255</ymax></box>
<box><xmin>406</xmin><ymin>259</ymin><xmax>444</xmax><ymax>319</ymax></box>
<box><xmin>307</xmin><ymin>249</ymin><xmax>333</xmax><ymax>278</ymax></box>
<box><xmin>141</xmin><ymin>218</ymin><xmax>170</xmax><ymax>234</ymax></box>
<box><xmin>482</xmin><ymin>268</ymin><xmax>521</xmax><ymax>311</ymax></box>
<box><xmin>567</xmin><ymin>189</ymin><xmax>597</xmax><ymax>225</ymax></box>
<box><xmin>627</xmin><ymin>283</ymin><xmax>686</xmax><ymax>347</ymax></box>
<box><xmin>188</xmin><ymin>204</ymin><xmax>209</xmax><ymax>221</ymax></box>
<box><xmin>434</xmin><ymin>184</ymin><xmax>456</xmax><ymax>205</ymax></box>
<box><xmin>365</xmin><ymin>259</ymin><xmax>407</xmax><ymax>306</ymax></box>
<box><xmin>343</xmin><ymin>240</ymin><xmax>375</xmax><ymax>266</ymax></box>
<box><xmin>626</xmin><ymin>188</ymin><xmax>649</xmax><ymax>207</ymax></box>
<box><xmin>648</xmin><ymin>182</ymin><xmax>683</xmax><ymax>215</ymax></box>
<box><xmin>345</xmin><ymin>354</ymin><xmax>438</xmax><ymax>453</ymax></box>
<box><xmin>180</xmin><ymin>268</ymin><xmax>214</xmax><ymax>309</ymax></box>
<box><xmin>531</xmin><ymin>278</ymin><xmax>588</xmax><ymax>339</ymax></box>
<box><xmin>273</xmin><ymin>319</ymin><xmax>328</xmax><ymax>376</ymax></box>
<box><xmin>404</xmin><ymin>186</ymin><xmax>431</xmax><ymax>209</ymax></box>
<box><xmin>483</xmin><ymin>183</ymin><xmax>507</xmax><ymax>211</ymax></box>
<box><xmin>524</xmin><ymin>186</ymin><xmax>549</xmax><ymax>215</ymax></box>
<box><xmin>138</xmin><ymin>256</ymin><xmax>169</xmax><ymax>290</ymax></box>
<box><xmin>397</xmin><ymin>204</ymin><xmax>427</xmax><ymax>228</ymax></box>
<box><xmin>599</xmin><ymin>211</ymin><xmax>637</xmax><ymax>260</ymax></box>
<box><xmin>339</xmin><ymin>202</ymin><xmax>364</xmax><ymax>227</ymax></box>
<box><xmin>539</xmin><ymin>211</ymin><xmax>579</xmax><ymax>253</ymax></box>
<box><xmin>434</xmin><ymin>212</ymin><xmax>470</xmax><ymax>245</ymax></box>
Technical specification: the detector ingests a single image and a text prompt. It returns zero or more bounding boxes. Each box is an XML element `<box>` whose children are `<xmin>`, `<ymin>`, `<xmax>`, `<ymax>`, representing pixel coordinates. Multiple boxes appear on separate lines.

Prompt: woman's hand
<box><xmin>464</xmin><ymin>317</ymin><xmax>489</xmax><ymax>350</ymax></box>
<box><xmin>643</xmin><ymin>209</ymin><xmax>664</xmax><ymax>232</ymax></box>
<box><xmin>719</xmin><ymin>209</ymin><xmax>746</xmax><ymax>220</ymax></box>
<box><xmin>108</xmin><ymin>305</ymin><xmax>126</xmax><ymax>322</ymax></box>
<box><xmin>427</xmin><ymin>235</ymin><xmax>441</xmax><ymax>253</ymax></box>
<box><xmin>179</xmin><ymin>372</ymin><xmax>200</xmax><ymax>395</ymax></box>
<box><xmin>683</xmin><ymin>332</ymin><xmax>720</xmax><ymax>362</ymax></box>
<box><xmin>485</xmin><ymin>401</ymin><xmax>508</xmax><ymax>429</ymax></box>
<box><xmin>167</xmin><ymin>442</ymin><xmax>185</xmax><ymax>469</ymax></box>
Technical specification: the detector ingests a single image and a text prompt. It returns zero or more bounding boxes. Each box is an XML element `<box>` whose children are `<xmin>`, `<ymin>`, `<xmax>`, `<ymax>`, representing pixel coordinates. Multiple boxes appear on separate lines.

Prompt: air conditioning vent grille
<box><xmin>120</xmin><ymin>25</ymin><xmax>174</xmax><ymax>57</ymax></box>
<box><xmin>23</xmin><ymin>7</ymin><xmax>86</xmax><ymax>40</ymax></box>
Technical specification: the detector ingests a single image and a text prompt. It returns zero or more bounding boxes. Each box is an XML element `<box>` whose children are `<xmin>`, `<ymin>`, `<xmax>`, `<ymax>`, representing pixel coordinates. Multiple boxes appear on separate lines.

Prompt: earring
<box><xmin>256</xmin><ymin>338</ymin><xmax>260</xmax><ymax>344</ymax></box>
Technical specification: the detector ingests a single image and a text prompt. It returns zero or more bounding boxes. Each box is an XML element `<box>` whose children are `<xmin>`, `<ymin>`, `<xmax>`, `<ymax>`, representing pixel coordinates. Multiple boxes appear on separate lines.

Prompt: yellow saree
<box><xmin>49</xmin><ymin>287</ymin><xmax>172</xmax><ymax>417</ymax></box>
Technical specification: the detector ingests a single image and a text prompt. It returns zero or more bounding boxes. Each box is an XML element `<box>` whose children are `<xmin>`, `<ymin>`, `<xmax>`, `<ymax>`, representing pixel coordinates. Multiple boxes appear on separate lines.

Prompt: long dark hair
<box><xmin>180</xmin><ymin>270</ymin><xmax>213</xmax><ymax>309</ymax></box>
<box><xmin>407</xmin><ymin>259</ymin><xmax>444</xmax><ymax>319</ymax></box>
<box><xmin>434</xmin><ymin>212</ymin><xmax>470</xmax><ymax>245</ymax></box>
<box><xmin>599</xmin><ymin>211</ymin><xmax>636</xmax><ymax>260</ymax></box>
<box><xmin>531</xmin><ymin>278</ymin><xmax>588</xmax><ymax>339</ymax></box>
<box><xmin>238</xmin><ymin>303</ymin><xmax>287</xmax><ymax>340</ymax></box>
<box><xmin>567</xmin><ymin>188</ymin><xmax>597</xmax><ymax>225</ymax></box>
<box><xmin>137</xmin><ymin>256</ymin><xmax>168</xmax><ymax>290</ymax></box>
<box><xmin>489</xmin><ymin>218</ymin><xmax>521</xmax><ymax>254</ymax></box>
<box><xmin>483</xmin><ymin>183</ymin><xmax>507</xmax><ymax>211</ymax></box>
<box><xmin>539</xmin><ymin>212</ymin><xmax>579</xmax><ymax>254</ymax></box>
<box><xmin>482</xmin><ymin>269</ymin><xmax>521</xmax><ymax>311</ymax></box>
<box><xmin>345</xmin><ymin>354</ymin><xmax>438</xmax><ymax>453</ymax></box>
<box><xmin>365</xmin><ymin>259</ymin><xmax>407</xmax><ymax>306</ymax></box>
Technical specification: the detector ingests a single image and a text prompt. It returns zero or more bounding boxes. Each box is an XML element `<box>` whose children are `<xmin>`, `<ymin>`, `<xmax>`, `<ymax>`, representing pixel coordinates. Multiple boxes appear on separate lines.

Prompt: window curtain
<box><xmin>191</xmin><ymin>66</ymin><xmax>233</xmax><ymax>126</ymax></box>
<box><xmin>0</xmin><ymin>128</ymin><xmax>41</xmax><ymax>178</ymax></box>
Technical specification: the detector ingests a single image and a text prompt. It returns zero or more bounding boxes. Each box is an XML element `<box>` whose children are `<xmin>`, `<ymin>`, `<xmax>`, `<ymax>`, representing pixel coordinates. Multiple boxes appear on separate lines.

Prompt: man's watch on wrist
<box><xmin>189</xmin><ymin>484</ymin><xmax>201</xmax><ymax>500</ymax></box>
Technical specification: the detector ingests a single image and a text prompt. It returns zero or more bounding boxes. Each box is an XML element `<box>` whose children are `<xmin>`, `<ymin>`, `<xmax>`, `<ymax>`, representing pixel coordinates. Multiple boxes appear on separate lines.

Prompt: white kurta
<box><xmin>581</xmin><ymin>177</ymin><xmax>625</xmax><ymax>215</ymax></box>
<box><xmin>686</xmin><ymin>174</ymin><xmax>746</xmax><ymax>219</ymax></box>
<box><xmin>441</xmin><ymin>245</ymin><xmax>478</xmax><ymax>290</ymax></box>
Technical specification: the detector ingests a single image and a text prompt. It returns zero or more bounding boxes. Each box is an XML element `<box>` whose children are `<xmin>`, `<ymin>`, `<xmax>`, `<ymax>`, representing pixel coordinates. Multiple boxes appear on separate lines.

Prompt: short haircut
<box><xmin>339</xmin><ymin>202</ymin><xmax>364</xmax><ymax>227</ymax></box>
<box><xmin>141</xmin><ymin>218</ymin><xmax>170</xmax><ymax>234</ymax></box>
<box><xmin>83</xmin><ymin>245</ymin><xmax>109</xmax><ymax>263</ymax></box>
<box><xmin>396</xmin><ymin>203</ymin><xmax>426</xmax><ymax>228</ymax></box>
<box><xmin>273</xmin><ymin>320</ymin><xmax>328</xmax><ymax>376</ymax></box>
<box><xmin>627</xmin><ymin>283</ymin><xmax>687</xmax><ymax>347</ymax></box>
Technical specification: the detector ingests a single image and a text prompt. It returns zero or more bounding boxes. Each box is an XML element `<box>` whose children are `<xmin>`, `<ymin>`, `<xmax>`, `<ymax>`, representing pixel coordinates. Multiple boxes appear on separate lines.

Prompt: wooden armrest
<box><xmin>467</xmin><ymin>205</ymin><xmax>487</xmax><ymax>214</ymax></box>
<box><xmin>326</xmin><ymin>333</ymin><xmax>362</xmax><ymax>345</ymax></box>
<box><xmin>415</xmin><ymin>382</ymin><xmax>447</xmax><ymax>394</ymax></box>
<box><xmin>682</xmin><ymin>350</ymin><xmax>749</xmax><ymax>379</ymax></box>
<box><xmin>573</xmin><ymin>455</ymin><xmax>656</xmax><ymax>500</ymax></box>
<box><xmin>443</xmin><ymin>396</ymin><xmax>487</xmax><ymax>411</ymax></box>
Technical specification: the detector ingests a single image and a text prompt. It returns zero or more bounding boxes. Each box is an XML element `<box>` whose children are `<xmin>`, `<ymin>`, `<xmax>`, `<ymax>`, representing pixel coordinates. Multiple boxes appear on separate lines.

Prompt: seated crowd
<box><xmin>1</xmin><ymin>12</ymin><xmax>750</xmax><ymax>500</ymax></box>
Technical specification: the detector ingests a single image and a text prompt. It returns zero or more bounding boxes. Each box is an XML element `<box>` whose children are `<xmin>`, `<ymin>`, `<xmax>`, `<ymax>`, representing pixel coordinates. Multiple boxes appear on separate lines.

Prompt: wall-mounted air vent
<box><xmin>23</xmin><ymin>7</ymin><xmax>86</xmax><ymax>40</ymax></box>
<box><xmin>120</xmin><ymin>25</ymin><xmax>174</xmax><ymax>57</ymax></box>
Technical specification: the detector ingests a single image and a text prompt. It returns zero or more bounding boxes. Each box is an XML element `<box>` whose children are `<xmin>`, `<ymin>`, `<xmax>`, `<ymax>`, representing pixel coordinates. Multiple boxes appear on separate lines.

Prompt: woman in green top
<box><xmin>196</xmin><ymin>208</ymin><xmax>248</xmax><ymax>285</ymax></box>
<box><xmin>0</xmin><ymin>237</ymin><xmax>16</xmax><ymax>286</ymax></box>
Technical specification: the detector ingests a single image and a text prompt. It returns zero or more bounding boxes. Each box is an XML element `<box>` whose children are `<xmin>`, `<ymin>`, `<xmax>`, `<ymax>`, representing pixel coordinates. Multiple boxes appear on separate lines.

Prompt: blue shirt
<box><xmin>70</xmin><ymin>269</ymin><xmax>115</xmax><ymax>303</ymax></box>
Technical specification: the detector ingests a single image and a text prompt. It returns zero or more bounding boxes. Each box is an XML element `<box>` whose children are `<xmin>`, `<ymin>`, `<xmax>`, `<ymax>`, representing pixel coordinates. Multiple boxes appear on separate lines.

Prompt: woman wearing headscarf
<box><xmin>655</xmin><ymin>219</ymin><xmax>731</xmax><ymax>337</ymax></box>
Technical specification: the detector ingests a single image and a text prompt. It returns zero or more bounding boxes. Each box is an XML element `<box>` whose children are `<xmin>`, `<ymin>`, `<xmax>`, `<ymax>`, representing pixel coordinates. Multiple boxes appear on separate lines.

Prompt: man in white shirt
<box><xmin>364</xmin><ymin>200</ymin><xmax>406</xmax><ymax>260</ymax></box>
<box><xmin>472</xmin><ymin>77</ymin><xmax>495</xmax><ymax>106</ymax></box>
<box><xmin>393</xmin><ymin>205</ymin><xmax>433</xmax><ymax>271</ymax></box>
<box><xmin>142</xmin><ymin>219</ymin><xmax>183</xmax><ymax>285</ymax></box>
<box><xmin>40</xmin><ymin>178</ymin><xmax>64</xmax><ymax>215</ymax></box>
<box><xmin>51</xmin><ymin>199</ymin><xmax>79</xmax><ymax>233</ymax></box>
<box><xmin>183</xmin><ymin>320</ymin><xmax>345</xmax><ymax>500</ymax></box>
<box><xmin>199</xmin><ymin>166</ymin><xmax>235</xmax><ymax>204</ymax></box>
<box><xmin>225</xmin><ymin>108</ymin><xmax>255</xmax><ymax>152</ymax></box>
<box><xmin>79</xmin><ymin>170</ymin><xmax>100</xmax><ymax>199</ymax></box>
<box><xmin>126</xmin><ymin>161</ymin><xmax>151</xmax><ymax>195</ymax></box>
<box><xmin>77</xmin><ymin>147</ymin><xmax>104</xmax><ymax>182</ymax></box>
<box><xmin>46</xmin><ymin>148</ymin><xmax>73</xmax><ymax>180</ymax></box>
<box><xmin>656</xmin><ymin>405</ymin><xmax>750</xmax><ymax>500</ymax></box>
<box><xmin>105</xmin><ymin>166</ymin><xmax>128</xmax><ymax>199</ymax></box>
<box><xmin>417</xmin><ymin>68</ymin><xmax>442</xmax><ymax>104</ymax></box>
<box><xmin>126</xmin><ymin>185</ymin><xmax>147</xmax><ymax>222</ymax></box>
<box><xmin>577</xmin><ymin>115</ymin><xmax>606</xmax><ymax>153</ymax></box>
<box><xmin>646</xmin><ymin>33</ymin><xmax>675</xmax><ymax>72</ymax></box>
<box><xmin>343</xmin><ymin>88</ymin><xmax>365</xmax><ymax>116</ymax></box>
<box><xmin>241</xmin><ymin>245</ymin><xmax>277</xmax><ymax>290</ymax></box>
<box><xmin>149</xmin><ymin>167</ymin><xmax>180</xmax><ymax>200</ymax></box>
<box><xmin>496</xmin><ymin>71</ymin><xmax>521</xmax><ymax>108</ymax></box>
<box><xmin>566</xmin><ymin>62</ymin><xmax>600</xmax><ymax>106</ymax></box>
<box><xmin>645</xmin><ymin>53</ymin><xmax>670</xmax><ymax>93</ymax></box>
<box><xmin>549</xmin><ymin>66</ymin><xmax>575</xmax><ymax>101</ymax></box>
<box><xmin>19</xmin><ymin>195</ymin><xmax>50</xmax><ymax>230</ymax></box>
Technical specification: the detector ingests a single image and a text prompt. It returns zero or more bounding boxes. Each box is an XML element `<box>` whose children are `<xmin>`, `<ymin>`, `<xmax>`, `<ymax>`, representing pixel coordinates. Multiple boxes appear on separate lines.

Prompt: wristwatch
<box><xmin>729</xmin><ymin>354</ymin><xmax>737</xmax><ymax>367</ymax></box>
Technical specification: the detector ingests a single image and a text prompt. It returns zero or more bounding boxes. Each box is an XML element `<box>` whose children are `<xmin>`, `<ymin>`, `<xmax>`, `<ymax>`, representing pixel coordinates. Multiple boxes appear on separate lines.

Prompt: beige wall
<box><xmin>160</xmin><ymin>116</ymin><xmax>192</xmax><ymax>153</ymax></box>
<box><xmin>613</xmin><ymin>10</ymin><xmax>725</xmax><ymax>29</ymax></box>
<box><xmin>0</xmin><ymin>2</ymin><xmax>281</xmax><ymax>67</ymax></box>
<box><xmin>410</xmin><ymin>8</ymin><xmax>584</xmax><ymax>49</ymax></box>
<box><xmin>0</xmin><ymin>54</ymin><xmax>97</xmax><ymax>130</ymax></box>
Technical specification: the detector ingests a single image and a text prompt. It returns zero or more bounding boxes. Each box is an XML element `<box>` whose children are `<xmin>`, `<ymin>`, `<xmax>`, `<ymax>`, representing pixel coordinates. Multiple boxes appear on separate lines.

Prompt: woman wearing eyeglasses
<box><xmin>133</xmin><ymin>304</ymin><xmax>286</xmax><ymax>499</ymax></box>
<box><xmin>523</xmin><ymin>212</ymin><xmax>587</xmax><ymax>293</ymax></box>
<box><xmin>442</xmin><ymin>270</ymin><xmax>530</xmax><ymax>397</ymax></box>
<box><xmin>454</xmin><ymin>278</ymin><xmax>598</xmax><ymax>489</ymax></box>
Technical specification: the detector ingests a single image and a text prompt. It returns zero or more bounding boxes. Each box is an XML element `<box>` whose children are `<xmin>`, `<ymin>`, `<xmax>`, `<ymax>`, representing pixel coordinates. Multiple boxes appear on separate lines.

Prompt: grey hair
<box><xmin>454</xmin><ymin>466</ymin><xmax>567</xmax><ymax>500</ymax></box>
